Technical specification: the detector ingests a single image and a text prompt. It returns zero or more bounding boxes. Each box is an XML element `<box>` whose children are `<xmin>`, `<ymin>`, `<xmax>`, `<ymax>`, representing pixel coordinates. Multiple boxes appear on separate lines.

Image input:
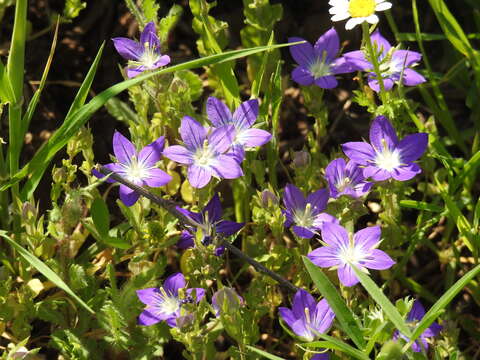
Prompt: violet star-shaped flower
<box><xmin>136</xmin><ymin>273</ymin><xmax>205</xmax><ymax>327</ymax></box>
<box><xmin>342</xmin><ymin>116</ymin><xmax>428</xmax><ymax>181</ymax></box>
<box><xmin>307</xmin><ymin>222</ymin><xmax>395</xmax><ymax>287</ymax></box>
<box><xmin>206</xmin><ymin>97</ymin><xmax>271</xmax><ymax>162</ymax></box>
<box><xmin>343</xmin><ymin>30</ymin><xmax>425</xmax><ymax>92</ymax></box>
<box><xmin>325</xmin><ymin>158</ymin><xmax>373</xmax><ymax>199</ymax></box>
<box><xmin>283</xmin><ymin>184</ymin><xmax>338</xmax><ymax>239</ymax></box>
<box><xmin>163</xmin><ymin>116</ymin><xmax>243</xmax><ymax>188</ymax></box>
<box><xmin>394</xmin><ymin>300</ymin><xmax>442</xmax><ymax>353</ymax></box>
<box><xmin>289</xmin><ymin>28</ymin><xmax>355</xmax><ymax>89</ymax></box>
<box><xmin>93</xmin><ymin>131</ymin><xmax>172</xmax><ymax>206</ymax></box>
<box><xmin>112</xmin><ymin>21</ymin><xmax>170</xmax><ymax>78</ymax></box>
<box><xmin>279</xmin><ymin>289</ymin><xmax>335</xmax><ymax>342</ymax></box>
<box><xmin>176</xmin><ymin>194</ymin><xmax>245</xmax><ymax>256</ymax></box>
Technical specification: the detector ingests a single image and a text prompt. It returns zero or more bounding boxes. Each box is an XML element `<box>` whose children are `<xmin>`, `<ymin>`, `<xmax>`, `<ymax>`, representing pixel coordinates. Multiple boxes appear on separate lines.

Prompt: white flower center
<box><xmin>159</xmin><ymin>294</ymin><xmax>181</xmax><ymax>314</ymax></box>
<box><xmin>338</xmin><ymin>241</ymin><xmax>364</xmax><ymax>265</ymax></box>
<box><xmin>139</xmin><ymin>42</ymin><xmax>160</xmax><ymax>68</ymax></box>
<box><xmin>123</xmin><ymin>157</ymin><xmax>149</xmax><ymax>183</ymax></box>
<box><xmin>375</xmin><ymin>148</ymin><xmax>401</xmax><ymax>171</ymax></box>
<box><xmin>309</xmin><ymin>58</ymin><xmax>331</xmax><ymax>78</ymax></box>
<box><xmin>336</xmin><ymin>176</ymin><xmax>351</xmax><ymax>192</ymax></box>
<box><xmin>293</xmin><ymin>203</ymin><xmax>314</xmax><ymax>228</ymax></box>
<box><xmin>193</xmin><ymin>143</ymin><xmax>215</xmax><ymax>167</ymax></box>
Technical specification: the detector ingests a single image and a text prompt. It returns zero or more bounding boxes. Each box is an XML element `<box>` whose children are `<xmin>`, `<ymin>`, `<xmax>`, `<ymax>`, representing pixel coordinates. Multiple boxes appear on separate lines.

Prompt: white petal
<box><xmin>375</xmin><ymin>2</ymin><xmax>392</xmax><ymax>11</ymax></box>
<box><xmin>366</xmin><ymin>14</ymin><xmax>379</xmax><ymax>24</ymax></box>
<box><xmin>345</xmin><ymin>17</ymin><xmax>365</xmax><ymax>30</ymax></box>
<box><xmin>329</xmin><ymin>0</ymin><xmax>348</xmax><ymax>6</ymax></box>
<box><xmin>331</xmin><ymin>11</ymin><xmax>351</xmax><ymax>21</ymax></box>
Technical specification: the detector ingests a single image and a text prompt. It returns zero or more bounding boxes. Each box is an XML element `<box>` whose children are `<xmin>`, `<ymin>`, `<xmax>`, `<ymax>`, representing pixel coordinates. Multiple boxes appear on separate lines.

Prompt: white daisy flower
<box><xmin>329</xmin><ymin>0</ymin><xmax>393</xmax><ymax>30</ymax></box>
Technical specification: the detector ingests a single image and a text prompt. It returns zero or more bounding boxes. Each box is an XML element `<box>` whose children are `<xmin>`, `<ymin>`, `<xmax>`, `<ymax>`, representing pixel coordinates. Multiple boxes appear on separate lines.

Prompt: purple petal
<box><xmin>308</xmin><ymin>246</ymin><xmax>340</xmax><ymax>268</ymax></box>
<box><xmin>136</xmin><ymin>288</ymin><xmax>161</xmax><ymax>306</ymax></box>
<box><xmin>343</xmin><ymin>50</ymin><xmax>371</xmax><ymax>70</ymax></box>
<box><xmin>398</xmin><ymin>133</ymin><xmax>428</xmax><ymax>163</ymax></box>
<box><xmin>140</xmin><ymin>21</ymin><xmax>159</xmax><ymax>49</ymax></box>
<box><xmin>138</xmin><ymin>309</ymin><xmax>162</xmax><ymax>326</ymax></box>
<box><xmin>367</xmin><ymin>76</ymin><xmax>395</xmax><ymax>92</ymax></box>
<box><xmin>143</xmin><ymin>168</ymin><xmax>172</xmax><ymax>187</ymax></box>
<box><xmin>177</xmin><ymin>231</ymin><xmax>194</xmax><ymax>249</ymax></box>
<box><xmin>211</xmin><ymin>155</ymin><xmax>243</xmax><ymax>179</ymax></box>
<box><xmin>126</xmin><ymin>66</ymin><xmax>145</xmax><ymax>78</ymax></box>
<box><xmin>354</xmin><ymin>226</ymin><xmax>381</xmax><ymax>251</ymax></box>
<box><xmin>320</xmin><ymin>222</ymin><xmax>349</xmax><ymax>248</ymax></box>
<box><xmin>186</xmin><ymin>287</ymin><xmax>206</xmax><ymax>303</ymax></box>
<box><xmin>227</xmin><ymin>145</ymin><xmax>245</xmax><ymax>163</ymax></box>
<box><xmin>407</xmin><ymin>300</ymin><xmax>426</xmax><ymax>321</ymax></box>
<box><xmin>363</xmin><ymin>166</ymin><xmax>392</xmax><ymax>181</ymax></box>
<box><xmin>94</xmin><ymin>163</ymin><xmax>124</xmax><ymax>183</ymax></box>
<box><xmin>113</xmin><ymin>131</ymin><xmax>136</xmax><ymax>164</ymax></box>
<box><xmin>188</xmin><ymin>165</ymin><xmax>213</xmax><ymax>188</ymax></box>
<box><xmin>312</xmin><ymin>213</ymin><xmax>340</xmax><ymax>229</ymax></box>
<box><xmin>153</xmin><ymin>55</ymin><xmax>171</xmax><ymax>68</ymax></box>
<box><xmin>206</xmin><ymin>97</ymin><xmax>232</xmax><ymax>127</ymax></box>
<box><xmin>423</xmin><ymin>322</ymin><xmax>442</xmax><ymax>337</ymax></box>
<box><xmin>119</xmin><ymin>185</ymin><xmax>139</xmax><ymax>206</ymax></box>
<box><xmin>392</xmin><ymin>50</ymin><xmax>422</xmax><ymax>67</ymax></box>
<box><xmin>311</xmin><ymin>354</ymin><xmax>330</xmax><ymax>360</ymax></box>
<box><xmin>325</xmin><ymin>158</ymin><xmax>346</xmax><ymax>192</ymax></box>
<box><xmin>314</xmin><ymin>28</ymin><xmax>339</xmax><ymax>63</ymax></box>
<box><xmin>176</xmin><ymin>206</ymin><xmax>203</xmax><ymax>225</ymax></box>
<box><xmin>279</xmin><ymin>307</ymin><xmax>296</xmax><ymax>329</ymax></box>
<box><xmin>390</xmin><ymin>163</ymin><xmax>422</xmax><ymax>181</ymax></box>
<box><xmin>402</xmin><ymin>68</ymin><xmax>426</xmax><ymax>86</ymax></box>
<box><xmin>233</xmin><ymin>99</ymin><xmax>259</xmax><ymax>130</ymax></box>
<box><xmin>291</xmin><ymin>66</ymin><xmax>315</xmax><ymax>86</ymax></box>
<box><xmin>369</xmin><ymin>116</ymin><xmax>399</xmax><ymax>151</ymax></box>
<box><xmin>162</xmin><ymin>145</ymin><xmax>194</xmax><ymax>165</ymax></box>
<box><xmin>283</xmin><ymin>184</ymin><xmax>306</xmax><ymax>212</ymax></box>
<box><xmin>237</xmin><ymin>128</ymin><xmax>272</xmax><ymax>148</ymax></box>
<box><xmin>180</xmin><ymin>116</ymin><xmax>207</xmax><ymax>150</ymax></box>
<box><xmin>203</xmin><ymin>194</ymin><xmax>223</xmax><ymax>223</ymax></box>
<box><xmin>138</xmin><ymin>136</ymin><xmax>165</xmax><ymax>167</ymax></box>
<box><xmin>362</xmin><ymin>249</ymin><xmax>395</xmax><ymax>270</ymax></box>
<box><xmin>112</xmin><ymin>37</ymin><xmax>143</xmax><ymax>61</ymax></box>
<box><xmin>342</xmin><ymin>142</ymin><xmax>375</xmax><ymax>164</ymax></box>
<box><xmin>331</xmin><ymin>56</ymin><xmax>357</xmax><ymax>74</ymax></box>
<box><xmin>371</xmin><ymin>30</ymin><xmax>391</xmax><ymax>56</ymax></box>
<box><xmin>293</xmin><ymin>226</ymin><xmax>316</xmax><ymax>239</ymax></box>
<box><xmin>164</xmin><ymin>273</ymin><xmax>186</xmax><ymax>296</ymax></box>
<box><xmin>216</xmin><ymin>220</ymin><xmax>245</xmax><ymax>236</ymax></box>
<box><xmin>165</xmin><ymin>316</ymin><xmax>178</xmax><ymax>328</ymax></box>
<box><xmin>291</xmin><ymin>318</ymin><xmax>311</xmax><ymax>340</ymax></box>
<box><xmin>313</xmin><ymin>298</ymin><xmax>335</xmax><ymax>333</ymax></box>
<box><xmin>314</xmin><ymin>75</ymin><xmax>338</xmax><ymax>89</ymax></box>
<box><xmin>306</xmin><ymin>189</ymin><xmax>329</xmax><ymax>213</ymax></box>
<box><xmin>214</xmin><ymin>246</ymin><xmax>226</xmax><ymax>256</ymax></box>
<box><xmin>209</xmin><ymin>125</ymin><xmax>236</xmax><ymax>154</ymax></box>
<box><xmin>289</xmin><ymin>37</ymin><xmax>315</xmax><ymax>66</ymax></box>
<box><xmin>337</xmin><ymin>263</ymin><xmax>359</xmax><ymax>287</ymax></box>
<box><xmin>292</xmin><ymin>289</ymin><xmax>316</xmax><ymax>318</ymax></box>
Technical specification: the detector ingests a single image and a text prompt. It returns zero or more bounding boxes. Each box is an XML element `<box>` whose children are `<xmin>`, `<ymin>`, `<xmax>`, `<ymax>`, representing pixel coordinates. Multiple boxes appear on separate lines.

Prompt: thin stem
<box><xmin>361</xmin><ymin>22</ymin><xmax>387</xmax><ymax>104</ymax></box>
<box><xmin>98</xmin><ymin>165</ymin><xmax>299</xmax><ymax>293</ymax></box>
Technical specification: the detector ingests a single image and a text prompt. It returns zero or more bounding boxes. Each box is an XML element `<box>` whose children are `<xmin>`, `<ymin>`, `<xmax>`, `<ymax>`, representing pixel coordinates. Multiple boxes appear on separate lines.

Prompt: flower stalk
<box><xmin>361</xmin><ymin>22</ymin><xmax>387</xmax><ymax>103</ymax></box>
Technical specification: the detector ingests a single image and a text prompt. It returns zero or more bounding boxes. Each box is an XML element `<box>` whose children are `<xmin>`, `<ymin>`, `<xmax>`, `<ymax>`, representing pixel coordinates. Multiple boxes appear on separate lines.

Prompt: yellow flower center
<box><xmin>348</xmin><ymin>0</ymin><xmax>376</xmax><ymax>18</ymax></box>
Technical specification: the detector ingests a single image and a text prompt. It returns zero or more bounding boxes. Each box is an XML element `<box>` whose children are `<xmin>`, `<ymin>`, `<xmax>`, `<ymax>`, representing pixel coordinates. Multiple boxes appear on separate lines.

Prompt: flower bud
<box><xmin>212</xmin><ymin>287</ymin><xmax>243</xmax><ymax>317</ymax></box>
<box><xmin>261</xmin><ymin>189</ymin><xmax>278</xmax><ymax>207</ymax></box>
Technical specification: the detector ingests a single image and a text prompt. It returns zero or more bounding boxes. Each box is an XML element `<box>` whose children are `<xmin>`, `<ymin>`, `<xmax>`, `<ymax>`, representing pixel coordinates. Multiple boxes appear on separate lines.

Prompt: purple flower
<box><xmin>308</xmin><ymin>223</ymin><xmax>395</xmax><ymax>287</ymax></box>
<box><xmin>93</xmin><ymin>131</ymin><xmax>172</xmax><ymax>206</ymax></box>
<box><xmin>288</xmin><ymin>28</ymin><xmax>355</xmax><ymax>89</ymax></box>
<box><xmin>282</xmin><ymin>184</ymin><xmax>338</xmax><ymax>239</ymax></box>
<box><xmin>343</xmin><ymin>30</ymin><xmax>426</xmax><ymax>92</ymax></box>
<box><xmin>394</xmin><ymin>300</ymin><xmax>442</xmax><ymax>353</ymax></box>
<box><xmin>212</xmin><ymin>287</ymin><xmax>244</xmax><ymax>317</ymax></box>
<box><xmin>325</xmin><ymin>158</ymin><xmax>373</xmax><ymax>199</ymax></box>
<box><xmin>206</xmin><ymin>97</ymin><xmax>271</xmax><ymax>161</ymax></box>
<box><xmin>176</xmin><ymin>194</ymin><xmax>245</xmax><ymax>256</ymax></box>
<box><xmin>311</xmin><ymin>355</ymin><xmax>329</xmax><ymax>360</ymax></box>
<box><xmin>279</xmin><ymin>289</ymin><xmax>335</xmax><ymax>342</ymax></box>
<box><xmin>112</xmin><ymin>21</ymin><xmax>170</xmax><ymax>78</ymax></box>
<box><xmin>163</xmin><ymin>116</ymin><xmax>243</xmax><ymax>188</ymax></box>
<box><xmin>342</xmin><ymin>116</ymin><xmax>428</xmax><ymax>182</ymax></box>
<box><xmin>136</xmin><ymin>273</ymin><xmax>205</xmax><ymax>327</ymax></box>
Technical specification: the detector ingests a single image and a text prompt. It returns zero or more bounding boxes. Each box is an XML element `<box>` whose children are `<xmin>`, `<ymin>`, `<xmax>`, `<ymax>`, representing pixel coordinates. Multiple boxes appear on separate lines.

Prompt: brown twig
<box><xmin>97</xmin><ymin>165</ymin><xmax>299</xmax><ymax>293</ymax></box>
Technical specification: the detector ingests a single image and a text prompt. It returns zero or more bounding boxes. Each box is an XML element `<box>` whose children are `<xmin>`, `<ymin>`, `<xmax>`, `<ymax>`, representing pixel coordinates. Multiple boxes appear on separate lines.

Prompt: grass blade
<box><xmin>303</xmin><ymin>334</ymin><xmax>370</xmax><ymax>360</ymax></box>
<box><xmin>303</xmin><ymin>257</ymin><xmax>366</xmax><ymax>350</ymax></box>
<box><xmin>0</xmin><ymin>231</ymin><xmax>94</xmax><ymax>314</ymax></box>
<box><xmin>402</xmin><ymin>263</ymin><xmax>480</xmax><ymax>353</ymax></box>
<box><xmin>246</xmin><ymin>345</ymin><xmax>286</xmax><ymax>360</ymax></box>
<box><xmin>351</xmin><ymin>265</ymin><xmax>412</xmax><ymax>338</ymax></box>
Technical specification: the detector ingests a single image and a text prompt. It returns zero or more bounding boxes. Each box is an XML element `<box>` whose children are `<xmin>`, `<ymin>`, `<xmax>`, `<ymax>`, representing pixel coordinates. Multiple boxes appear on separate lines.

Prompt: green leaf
<box><xmin>245</xmin><ymin>345</ymin><xmax>286</xmax><ymax>360</ymax></box>
<box><xmin>1</xmin><ymin>41</ymin><xmax>300</xmax><ymax>195</ymax></box>
<box><xmin>0</xmin><ymin>60</ymin><xmax>15</xmax><ymax>103</ymax></box>
<box><xmin>399</xmin><ymin>200</ymin><xmax>443</xmax><ymax>212</ymax></box>
<box><xmin>303</xmin><ymin>257</ymin><xmax>366</xmax><ymax>350</ymax></box>
<box><xmin>142</xmin><ymin>0</ymin><xmax>159</xmax><ymax>23</ymax></box>
<box><xmin>303</xmin><ymin>334</ymin><xmax>370</xmax><ymax>360</ymax></box>
<box><xmin>0</xmin><ymin>231</ymin><xmax>94</xmax><ymax>314</ymax></box>
<box><xmin>63</xmin><ymin>0</ymin><xmax>86</xmax><ymax>21</ymax></box>
<box><xmin>104</xmin><ymin>97</ymin><xmax>139</xmax><ymax>124</ymax></box>
<box><xmin>403</xmin><ymin>263</ymin><xmax>480</xmax><ymax>353</ymax></box>
<box><xmin>350</xmin><ymin>265</ymin><xmax>412</xmax><ymax>338</ymax></box>
<box><xmin>158</xmin><ymin>4</ymin><xmax>183</xmax><ymax>44</ymax></box>
<box><xmin>91</xmin><ymin>198</ymin><xmax>110</xmax><ymax>236</ymax></box>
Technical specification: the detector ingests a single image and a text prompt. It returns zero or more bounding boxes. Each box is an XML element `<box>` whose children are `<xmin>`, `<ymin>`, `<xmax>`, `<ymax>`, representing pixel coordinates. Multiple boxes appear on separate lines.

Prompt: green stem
<box><xmin>361</xmin><ymin>22</ymin><xmax>387</xmax><ymax>104</ymax></box>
